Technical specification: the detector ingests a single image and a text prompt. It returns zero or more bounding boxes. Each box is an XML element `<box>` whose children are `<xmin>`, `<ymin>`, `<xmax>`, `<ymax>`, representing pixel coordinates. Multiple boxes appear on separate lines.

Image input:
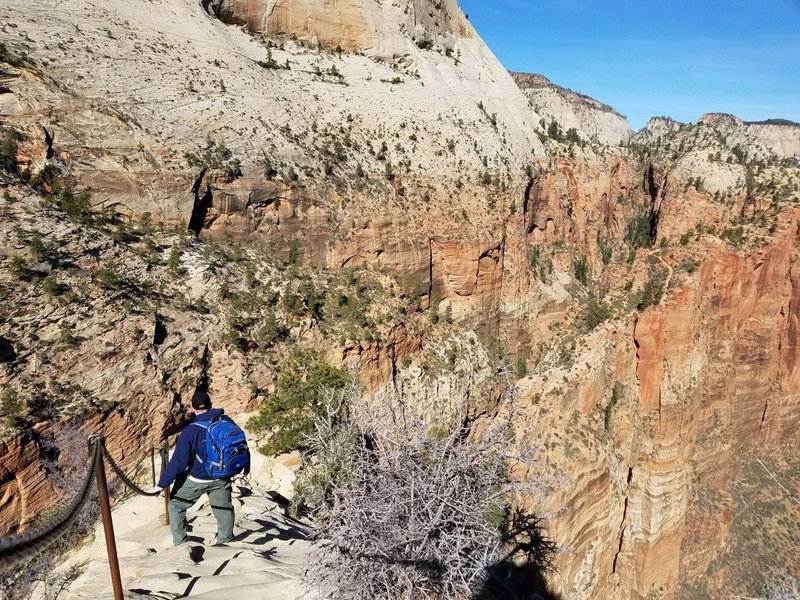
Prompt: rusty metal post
<box><xmin>91</xmin><ymin>436</ymin><xmax>124</xmax><ymax>600</ymax></box>
<box><xmin>160</xmin><ymin>443</ymin><xmax>170</xmax><ymax>525</ymax></box>
<box><xmin>150</xmin><ymin>446</ymin><xmax>156</xmax><ymax>487</ymax></box>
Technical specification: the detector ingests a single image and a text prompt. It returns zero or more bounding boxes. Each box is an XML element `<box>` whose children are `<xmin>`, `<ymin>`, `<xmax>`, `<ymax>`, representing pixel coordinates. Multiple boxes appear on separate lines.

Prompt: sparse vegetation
<box><xmin>247</xmin><ymin>349</ymin><xmax>349</xmax><ymax>456</ymax></box>
<box><xmin>720</xmin><ymin>225</ymin><xmax>747</xmax><ymax>249</ymax></box>
<box><xmin>9</xmin><ymin>256</ymin><xmax>28</xmax><ymax>280</ymax></box>
<box><xmin>0</xmin><ymin>126</ymin><xmax>20</xmax><ymax>174</ymax></box>
<box><xmin>636</xmin><ymin>269</ymin><xmax>667</xmax><ymax>311</ymax></box>
<box><xmin>95</xmin><ymin>265</ymin><xmax>122</xmax><ymax>290</ymax></box>
<box><xmin>583</xmin><ymin>295</ymin><xmax>611</xmax><ymax>330</ymax></box>
<box><xmin>625</xmin><ymin>212</ymin><xmax>653</xmax><ymax>250</ymax></box>
<box><xmin>0</xmin><ymin>385</ymin><xmax>23</xmax><ymax>429</ymax></box>
<box><xmin>517</xmin><ymin>356</ymin><xmax>528</xmax><ymax>378</ymax></box>
<box><xmin>297</xmin><ymin>383</ymin><xmax>554</xmax><ymax>600</ymax></box>
<box><xmin>184</xmin><ymin>138</ymin><xmax>242</xmax><ymax>181</ymax></box>
<box><xmin>58</xmin><ymin>188</ymin><xmax>94</xmax><ymax>223</ymax></box>
<box><xmin>29</xmin><ymin>230</ymin><xmax>46</xmax><ymax>261</ymax></box>
<box><xmin>573</xmin><ymin>255</ymin><xmax>590</xmax><ymax>285</ymax></box>
<box><xmin>605</xmin><ymin>383</ymin><xmax>624</xmax><ymax>432</ymax></box>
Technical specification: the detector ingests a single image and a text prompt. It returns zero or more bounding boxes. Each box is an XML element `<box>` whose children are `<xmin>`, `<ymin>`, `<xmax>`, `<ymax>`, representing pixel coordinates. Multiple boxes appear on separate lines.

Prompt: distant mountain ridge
<box><xmin>510</xmin><ymin>71</ymin><xmax>632</xmax><ymax>145</ymax></box>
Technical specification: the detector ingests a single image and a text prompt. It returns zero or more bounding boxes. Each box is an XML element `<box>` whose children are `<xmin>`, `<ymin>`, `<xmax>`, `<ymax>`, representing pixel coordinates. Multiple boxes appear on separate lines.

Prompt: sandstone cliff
<box><xmin>1</xmin><ymin>1</ymin><xmax>799</xmax><ymax>599</ymax></box>
<box><xmin>210</xmin><ymin>0</ymin><xmax>475</xmax><ymax>54</ymax></box>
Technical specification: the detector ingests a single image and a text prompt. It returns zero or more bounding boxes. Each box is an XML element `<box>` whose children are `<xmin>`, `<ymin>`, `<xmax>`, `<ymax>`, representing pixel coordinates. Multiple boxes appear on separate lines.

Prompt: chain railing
<box><xmin>0</xmin><ymin>440</ymin><xmax>100</xmax><ymax>572</ymax></box>
<box><xmin>0</xmin><ymin>434</ymin><xmax>173</xmax><ymax>600</ymax></box>
<box><xmin>103</xmin><ymin>444</ymin><xmax>162</xmax><ymax>498</ymax></box>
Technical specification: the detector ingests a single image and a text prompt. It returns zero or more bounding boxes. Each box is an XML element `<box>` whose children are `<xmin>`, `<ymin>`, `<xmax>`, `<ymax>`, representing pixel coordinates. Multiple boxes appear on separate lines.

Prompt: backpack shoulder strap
<box><xmin>190</xmin><ymin>421</ymin><xmax>211</xmax><ymax>463</ymax></box>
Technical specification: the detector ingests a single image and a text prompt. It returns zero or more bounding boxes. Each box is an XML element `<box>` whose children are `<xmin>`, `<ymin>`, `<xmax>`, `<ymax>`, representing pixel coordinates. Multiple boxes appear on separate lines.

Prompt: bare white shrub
<box><xmin>297</xmin><ymin>380</ymin><xmax>555</xmax><ymax>600</ymax></box>
<box><xmin>764</xmin><ymin>575</ymin><xmax>800</xmax><ymax>600</ymax></box>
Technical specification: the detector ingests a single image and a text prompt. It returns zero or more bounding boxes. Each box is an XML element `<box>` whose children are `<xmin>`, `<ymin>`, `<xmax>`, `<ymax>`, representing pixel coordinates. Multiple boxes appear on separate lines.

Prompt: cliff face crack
<box><xmin>643</xmin><ymin>163</ymin><xmax>661</xmax><ymax>243</ymax></box>
<box><xmin>0</xmin><ymin>336</ymin><xmax>16</xmax><ymax>364</ymax></box>
<box><xmin>611</xmin><ymin>467</ymin><xmax>634</xmax><ymax>575</ymax></box>
<box><xmin>197</xmin><ymin>344</ymin><xmax>211</xmax><ymax>393</ymax></box>
<box><xmin>41</xmin><ymin>125</ymin><xmax>54</xmax><ymax>159</ymax></box>
<box><xmin>758</xmin><ymin>399</ymin><xmax>769</xmax><ymax>439</ymax></box>
<box><xmin>152</xmin><ymin>315</ymin><xmax>167</xmax><ymax>347</ymax></box>
<box><xmin>524</xmin><ymin>177</ymin><xmax>542</xmax><ymax>234</ymax></box>
<box><xmin>633</xmin><ymin>316</ymin><xmax>642</xmax><ymax>387</ymax></box>
<box><xmin>188</xmin><ymin>169</ymin><xmax>213</xmax><ymax>237</ymax></box>
<box><xmin>427</xmin><ymin>238</ymin><xmax>434</xmax><ymax>308</ymax></box>
<box><xmin>522</xmin><ymin>176</ymin><xmax>536</xmax><ymax>216</ymax></box>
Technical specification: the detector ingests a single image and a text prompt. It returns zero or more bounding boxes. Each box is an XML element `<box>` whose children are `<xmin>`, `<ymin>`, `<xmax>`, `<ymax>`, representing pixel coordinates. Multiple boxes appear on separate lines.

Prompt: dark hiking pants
<box><xmin>168</xmin><ymin>474</ymin><xmax>234</xmax><ymax>546</ymax></box>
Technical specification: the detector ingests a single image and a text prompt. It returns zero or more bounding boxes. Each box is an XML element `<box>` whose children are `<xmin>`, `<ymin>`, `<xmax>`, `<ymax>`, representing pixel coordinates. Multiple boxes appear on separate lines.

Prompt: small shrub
<box><xmin>557</xmin><ymin>336</ymin><xmax>576</xmax><ymax>366</ymax></box>
<box><xmin>547</xmin><ymin>120</ymin><xmax>562</xmax><ymax>141</ymax></box>
<box><xmin>430</xmin><ymin>301</ymin><xmax>440</xmax><ymax>324</ymax></box>
<box><xmin>29</xmin><ymin>231</ymin><xmax>46</xmax><ymax>261</ymax></box>
<box><xmin>261</xmin><ymin>154</ymin><xmax>278</xmax><ymax>179</ymax></box>
<box><xmin>763</xmin><ymin>575</ymin><xmax>799</xmax><ymax>600</ymax></box>
<box><xmin>720</xmin><ymin>226</ymin><xmax>746</xmax><ymax>249</ymax></box>
<box><xmin>247</xmin><ymin>349</ymin><xmax>349</xmax><ymax>456</ymax></box>
<box><xmin>604</xmin><ymin>382</ymin><xmax>624</xmax><ymax>432</ymax></box>
<box><xmin>528</xmin><ymin>244</ymin><xmax>541</xmax><ymax>271</ymax></box>
<box><xmin>297</xmin><ymin>385</ymin><xmax>555</xmax><ymax>600</ymax></box>
<box><xmin>443</xmin><ymin>304</ymin><xmax>453</xmax><ymax>324</ymax></box>
<box><xmin>636</xmin><ymin>271</ymin><xmax>666</xmax><ymax>311</ymax></box>
<box><xmin>59</xmin><ymin>188</ymin><xmax>94</xmax><ymax>223</ymax></box>
<box><xmin>41</xmin><ymin>274</ymin><xmax>68</xmax><ymax>296</ymax></box>
<box><xmin>0</xmin><ymin>385</ymin><xmax>23</xmax><ymax>429</ymax></box>
<box><xmin>0</xmin><ymin>126</ymin><xmax>20</xmax><ymax>174</ymax></box>
<box><xmin>573</xmin><ymin>256</ymin><xmax>590</xmax><ymax>285</ymax></box>
<box><xmin>256</xmin><ymin>312</ymin><xmax>288</xmax><ymax>348</ymax></box>
<box><xmin>167</xmin><ymin>243</ymin><xmax>183</xmax><ymax>273</ymax></box>
<box><xmin>625</xmin><ymin>212</ymin><xmax>653</xmax><ymax>249</ymax></box>
<box><xmin>9</xmin><ymin>256</ymin><xmax>28</xmax><ymax>280</ymax></box>
<box><xmin>184</xmin><ymin>138</ymin><xmax>241</xmax><ymax>181</ymax></box>
<box><xmin>565</xmin><ymin>127</ymin><xmax>581</xmax><ymax>144</ymax></box>
<box><xmin>599</xmin><ymin>239</ymin><xmax>613</xmax><ymax>265</ymax></box>
<box><xmin>95</xmin><ymin>266</ymin><xmax>121</xmax><ymax>290</ymax></box>
<box><xmin>517</xmin><ymin>356</ymin><xmax>528</xmax><ymax>378</ymax></box>
<box><xmin>58</xmin><ymin>327</ymin><xmax>79</xmax><ymax>347</ymax></box>
<box><xmin>583</xmin><ymin>295</ymin><xmax>611</xmax><ymax>330</ymax></box>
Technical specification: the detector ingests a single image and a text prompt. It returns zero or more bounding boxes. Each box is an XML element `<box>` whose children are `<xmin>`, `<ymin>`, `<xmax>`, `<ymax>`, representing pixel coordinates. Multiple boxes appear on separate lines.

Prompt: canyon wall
<box><xmin>508</xmin><ymin>169</ymin><xmax>800</xmax><ymax>598</ymax></box>
<box><xmin>1</xmin><ymin>0</ymin><xmax>799</xmax><ymax>598</ymax></box>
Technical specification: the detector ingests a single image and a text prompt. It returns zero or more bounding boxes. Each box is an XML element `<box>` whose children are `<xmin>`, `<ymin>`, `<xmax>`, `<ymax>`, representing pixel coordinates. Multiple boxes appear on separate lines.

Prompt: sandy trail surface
<box><xmin>55</xmin><ymin>453</ymin><xmax>314</xmax><ymax>600</ymax></box>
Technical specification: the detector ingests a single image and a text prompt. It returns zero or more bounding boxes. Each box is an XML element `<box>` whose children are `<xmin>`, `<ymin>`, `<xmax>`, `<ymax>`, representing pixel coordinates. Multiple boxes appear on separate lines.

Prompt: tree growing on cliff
<box><xmin>0</xmin><ymin>125</ymin><xmax>20</xmax><ymax>174</ymax></box>
<box><xmin>297</xmin><ymin>382</ymin><xmax>555</xmax><ymax>600</ymax></box>
<box><xmin>573</xmin><ymin>255</ymin><xmax>590</xmax><ymax>285</ymax></box>
<box><xmin>247</xmin><ymin>349</ymin><xmax>349</xmax><ymax>456</ymax></box>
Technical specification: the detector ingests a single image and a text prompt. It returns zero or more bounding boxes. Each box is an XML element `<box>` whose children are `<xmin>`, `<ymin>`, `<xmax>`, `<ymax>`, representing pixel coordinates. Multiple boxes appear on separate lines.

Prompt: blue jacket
<box><xmin>158</xmin><ymin>408</ymin><xmax>233</xmax><ymax>487</ymax></box>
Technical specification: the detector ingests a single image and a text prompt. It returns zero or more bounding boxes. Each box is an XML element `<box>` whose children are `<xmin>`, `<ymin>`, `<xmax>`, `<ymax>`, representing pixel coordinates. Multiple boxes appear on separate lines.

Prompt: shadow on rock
<box><xmin>474</xmin><ymin>509</ymin><xmax>562</xmax><ymax>600</ymax></box>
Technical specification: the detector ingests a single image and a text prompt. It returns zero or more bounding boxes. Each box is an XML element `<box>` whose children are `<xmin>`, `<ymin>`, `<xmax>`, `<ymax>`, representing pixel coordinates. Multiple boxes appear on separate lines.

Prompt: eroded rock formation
<box><xmin>0</xmin><ymin>0</ymin><xmax>798</xmax><ymax>598</ymax></box>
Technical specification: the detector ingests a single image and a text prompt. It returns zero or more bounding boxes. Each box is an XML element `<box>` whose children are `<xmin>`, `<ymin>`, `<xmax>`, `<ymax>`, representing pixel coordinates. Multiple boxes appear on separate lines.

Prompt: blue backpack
<box><xmin>194</xmin><ymin>416</ymin><xmax>250</xmax><ymax>478</ymax></box>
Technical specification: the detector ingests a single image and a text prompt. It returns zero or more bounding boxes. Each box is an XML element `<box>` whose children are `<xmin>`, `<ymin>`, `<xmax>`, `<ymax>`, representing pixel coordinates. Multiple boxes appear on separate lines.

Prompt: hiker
<box><xmin>156</xmin><ymin>390</ymin><xmax>250</xmax><ymax>546</ymax></box>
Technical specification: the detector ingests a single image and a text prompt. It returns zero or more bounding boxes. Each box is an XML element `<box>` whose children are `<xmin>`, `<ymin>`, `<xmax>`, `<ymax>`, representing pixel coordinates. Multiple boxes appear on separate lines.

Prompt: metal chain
<box><xmin>0</xmin><ymin>440</ymin><xmax>101</xmax><ymax>573</ymax></box>
<box><xmin>102</xmin><ymin>446</ymin><xmax>161</xmax><ymax>497</ymax></box>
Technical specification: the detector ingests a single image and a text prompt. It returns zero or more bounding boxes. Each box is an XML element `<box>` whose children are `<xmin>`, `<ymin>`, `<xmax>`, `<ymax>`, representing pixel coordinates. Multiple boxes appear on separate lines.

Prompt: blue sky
<box><xmin>458</xmin><ymin>0</ymin><xmax>800</xmax><ymax>130</ymax></box>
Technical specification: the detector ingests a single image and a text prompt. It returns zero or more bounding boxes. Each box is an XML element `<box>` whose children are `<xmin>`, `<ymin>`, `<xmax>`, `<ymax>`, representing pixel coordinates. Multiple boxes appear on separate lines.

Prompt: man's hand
<box><xmin>149</xmin><ymin>486</ymin><xmax>163</xmax><ymax>497</ymax></box>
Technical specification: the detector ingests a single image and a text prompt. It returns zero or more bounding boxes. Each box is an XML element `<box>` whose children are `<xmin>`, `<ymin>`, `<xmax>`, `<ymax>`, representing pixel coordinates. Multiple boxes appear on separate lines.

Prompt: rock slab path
<box><xmin>57</xmin><ymin>479</ymin><xmax>313</xmax><ymax>600</ymax></box>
